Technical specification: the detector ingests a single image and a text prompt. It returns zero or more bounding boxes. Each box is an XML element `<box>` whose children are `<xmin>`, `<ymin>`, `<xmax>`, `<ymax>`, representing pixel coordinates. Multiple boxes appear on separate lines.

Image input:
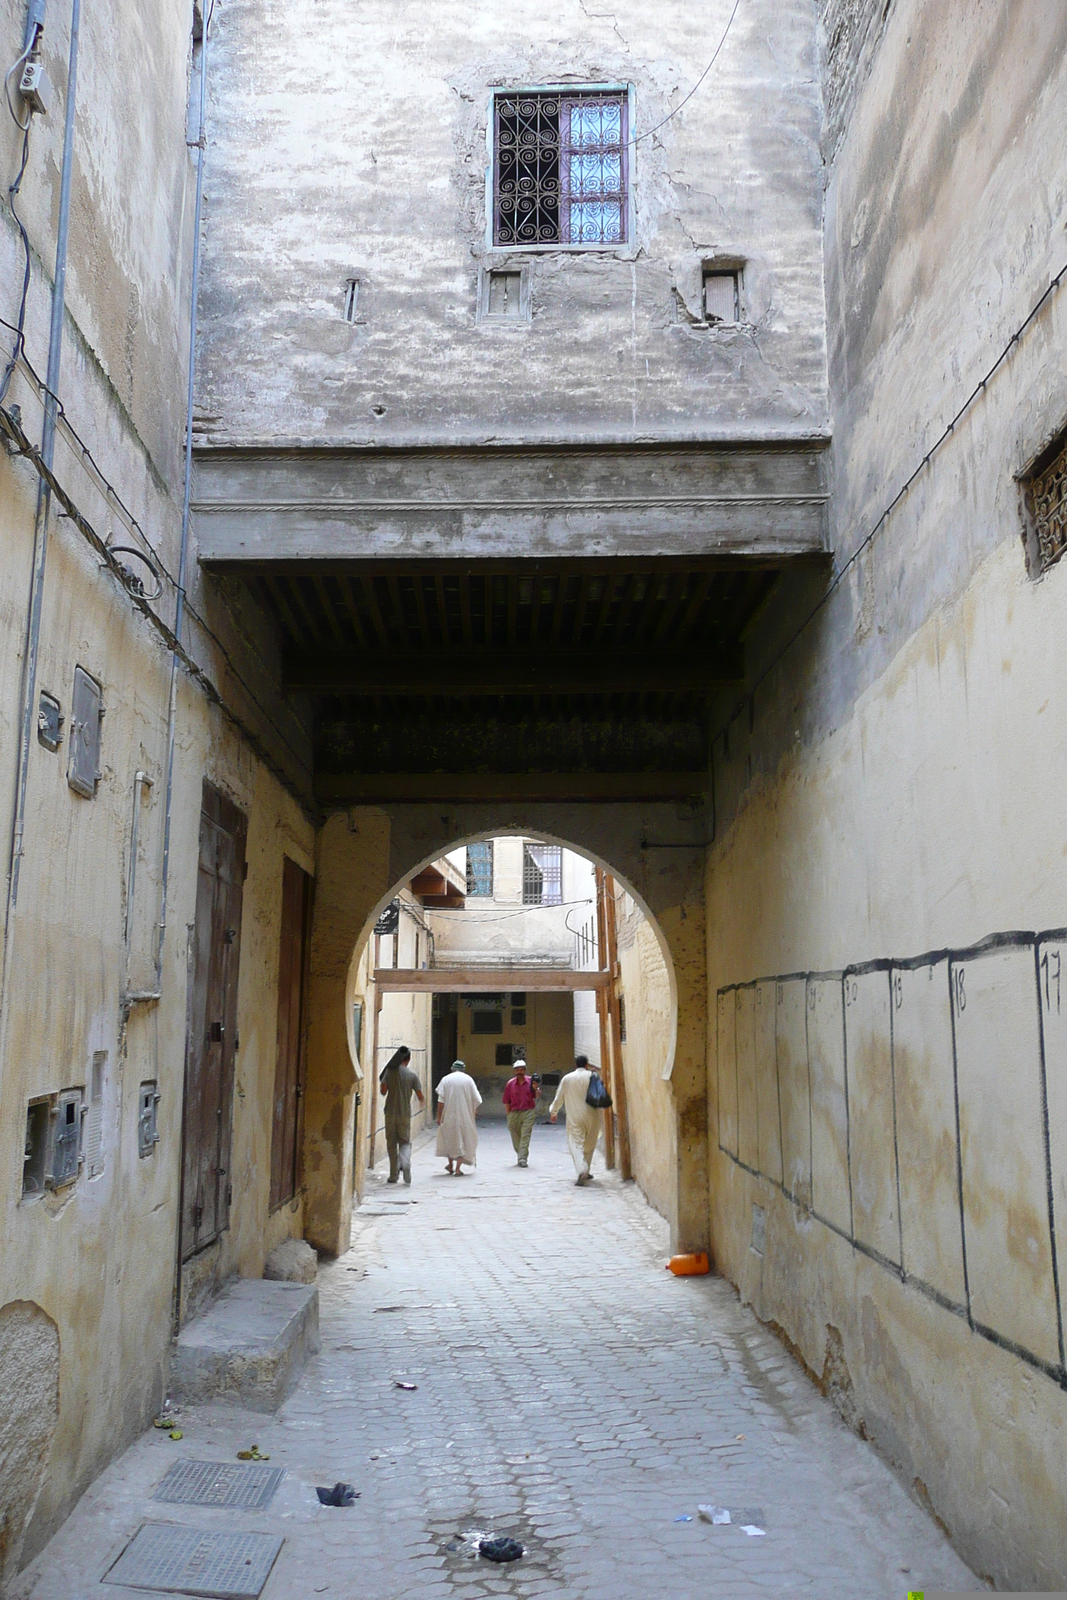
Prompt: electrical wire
<box><xmin>0</xmin><ymin>330</ymin><xmax>313</xmax><ymax>785</ymax></box>
<box><xmin>0</xmin><ymin>399</ymin><xmax>314</xmax><ymax>816</ymax></box>
<box><xmin>632</xmin><ymin>0</ymin><xmax>741</xmax><ymax>147</ymax></box>
<box><xmin>713</xmin><ymin>256</ymin><xmax>1067</xmax><ymax>755</ymax></box>
<box><xmin>0</xmin><ymin>126</ymin><xmax>33</xmax><ymax>406</ymax></box>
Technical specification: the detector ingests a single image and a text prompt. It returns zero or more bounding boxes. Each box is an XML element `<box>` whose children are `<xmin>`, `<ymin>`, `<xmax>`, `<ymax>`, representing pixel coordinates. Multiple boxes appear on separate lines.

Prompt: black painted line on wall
<box><xmin>721</xmin><ymin>1144</ymin><xmax>1067</xmax><ymax>1392</ymax></box>
<box><xmin>774</xmin><ymin>980</ymin><xmax>786</xmax><ymax>1188</ymax></box>
<box><xmin>804</xmin><ymin>978</ymin><xmax>814</xmax><ymax>1212</ymax></box>
<box><xmin>733</xmin><ymin>988</ymin><xmax>741</xmax><ymax>1163</ymax></box>
<box><xmin>1033</xmin><ymin>937</ymin><xmax>1066</xmax><ymax>1372</ymax></box>
<box><xmin>888</xmin><ymin>967</ymin><xmax>906</xmax><ymax>1275</ymax></box>
<box><xmin>716</xmin><ymin>920</ymin><xmax>1067</xmax><ymax>1395</ymax></box>
<box><xmin>840</xmin><ymin>973</ymin><xmax>855</xmax><ymax>1244</ymax></box>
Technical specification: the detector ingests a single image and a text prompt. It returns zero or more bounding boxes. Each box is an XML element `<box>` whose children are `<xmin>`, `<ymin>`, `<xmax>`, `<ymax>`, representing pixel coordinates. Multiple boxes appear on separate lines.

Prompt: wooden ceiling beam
<box><xmin>374</xmin><ymin>967</ymin><xmax>610</xmax><ymax>993</ymax></box>
<box><xmin>316</xmin><ymin>771</ymin><xmax>708</xmax><ymax>803</ymax></box>
<box><xmin>286</xmin><ymin>647</ymin><xmax>741</xmax><ymax>695</ymax></box>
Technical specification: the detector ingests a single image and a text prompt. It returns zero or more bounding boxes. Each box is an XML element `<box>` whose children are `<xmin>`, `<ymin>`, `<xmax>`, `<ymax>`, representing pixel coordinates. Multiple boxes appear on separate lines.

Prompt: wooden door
<box><xmin>270</xmin><ymin>857</ymin><xmax>313</xmax><ymax>1209</ymax></box>
<box><xmin>181</xmin><ymin>784</ymin><xmax>247</xmax><ymax>1262</ymax></box>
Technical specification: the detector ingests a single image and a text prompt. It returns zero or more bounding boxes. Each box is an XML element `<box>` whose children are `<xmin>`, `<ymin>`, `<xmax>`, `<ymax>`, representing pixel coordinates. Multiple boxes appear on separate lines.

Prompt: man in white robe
<box><xmin>435</xmin><ymin>1060</ymin><xmax>482</xmax><ymax>1174</ymax></box>
<box><xmin>549</xmin><ymin>1054</ymin><xmax>602</xmax><ymax>1185</ymax></box>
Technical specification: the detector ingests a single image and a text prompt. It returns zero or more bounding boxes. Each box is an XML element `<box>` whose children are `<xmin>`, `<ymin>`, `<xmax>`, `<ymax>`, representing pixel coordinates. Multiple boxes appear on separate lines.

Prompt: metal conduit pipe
<box><xmin>0</xmin><ymin>0</ymin><xmax>80</xmax><ymax>1040</ymax></box>
<box><xmin>153</xmin><ymin>2</ymin><xmax>210</xmax><ymax>1000</ymax></box>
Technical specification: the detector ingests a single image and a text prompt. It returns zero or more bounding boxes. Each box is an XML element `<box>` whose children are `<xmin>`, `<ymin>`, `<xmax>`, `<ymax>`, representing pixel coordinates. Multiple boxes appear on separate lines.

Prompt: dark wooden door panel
<box><xmin>270</xmin><ymin>857</ymin><xmax>312</xmax><ymax>1209</ymax></box>
<box><xmin>181</xmin><ymin>783</ymin><xmax>247</xmax><ymax>1262</ymax></box>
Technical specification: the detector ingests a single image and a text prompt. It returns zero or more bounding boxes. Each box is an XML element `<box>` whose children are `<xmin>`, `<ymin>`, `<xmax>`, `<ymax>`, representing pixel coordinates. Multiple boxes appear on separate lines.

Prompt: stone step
<box><xmin>170</xmin><ymin>1278</ymin><xmax>320</xmax><ymax>1413</ymax></box>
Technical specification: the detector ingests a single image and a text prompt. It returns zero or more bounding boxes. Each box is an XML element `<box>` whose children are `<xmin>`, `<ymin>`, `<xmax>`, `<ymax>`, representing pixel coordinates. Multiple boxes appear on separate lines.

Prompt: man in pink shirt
<box><xmin>502</xmin><ymin>1057</ymin><xmax>540</xmax><ymax>1168</ymax></box>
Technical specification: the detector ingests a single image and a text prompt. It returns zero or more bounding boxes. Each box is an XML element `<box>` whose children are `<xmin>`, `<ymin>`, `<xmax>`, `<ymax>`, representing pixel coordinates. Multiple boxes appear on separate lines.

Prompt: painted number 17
<box><xmin>1040</xmin><ymin>947</ymin><xmax>1062</xmax><ymax>1015</ymax></box>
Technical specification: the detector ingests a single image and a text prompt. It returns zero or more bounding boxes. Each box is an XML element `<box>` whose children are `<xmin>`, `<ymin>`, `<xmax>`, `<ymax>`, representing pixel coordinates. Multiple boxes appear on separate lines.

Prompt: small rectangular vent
<box><xmin>343</xmin><ymin>278</ymin><xmax>359</xmax><ymax>322</ymax></box>
<box><xmin>85</xmin><ymin>1051</ymin><xmax>106</xmax><ymax>1178</ymax></box>
<box><xmin>487</xmin><ymin>270</ymin><xmax>522</xmax><ymax>318</ymax></box>
<box><xmin>703</xmin><ymin>269</ymin><xmax>739</xmax><ymax>324</ymax></box>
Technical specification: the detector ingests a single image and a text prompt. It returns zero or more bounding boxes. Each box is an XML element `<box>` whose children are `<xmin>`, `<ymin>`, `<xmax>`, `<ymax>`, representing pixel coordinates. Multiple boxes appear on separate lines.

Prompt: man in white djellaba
<box><xmin>436</xmin><ymin>1059</ymin><xmax>482</xmax><ymax>1175</ymax></box>
<box><xmin>549</xmin><ymin>1054</ymin><xmax>603</xmax><ymax>1185</ymax></box>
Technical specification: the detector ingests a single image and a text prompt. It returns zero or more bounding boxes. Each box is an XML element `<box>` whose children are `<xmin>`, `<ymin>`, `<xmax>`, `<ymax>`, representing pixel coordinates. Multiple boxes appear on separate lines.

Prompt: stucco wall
<box><xmin>195</xmin><ymin>0</ymin><xmax>827</xmax><ymax>446</ymax></box>
<box><xmin>0</xmin><ymin>0</ymin><xmax>315</xmax><ymax>1570</ymax></box>
<box><xmin>705</xmin><ymin>0</ymin><xmax>1067</xmax><ymax>1587</ymax></box>
<box><xmin>616</xmin><ymin>898</ymin><xmax>674</xmax><ymax>1220</ymax></box>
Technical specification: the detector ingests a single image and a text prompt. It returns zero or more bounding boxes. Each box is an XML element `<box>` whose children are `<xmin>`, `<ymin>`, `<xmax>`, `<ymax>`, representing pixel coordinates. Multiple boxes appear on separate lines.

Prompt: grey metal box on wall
<box><xmin>67</xmin><ymin>666</ymin><xmax>103</xmax><ymax>798</ymax></box>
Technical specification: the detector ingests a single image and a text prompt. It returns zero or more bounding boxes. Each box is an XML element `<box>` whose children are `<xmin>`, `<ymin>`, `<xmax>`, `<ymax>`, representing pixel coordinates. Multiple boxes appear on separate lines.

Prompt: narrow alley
<box><xmin>13</xmin><ymin>1124</ymin><xmax>976</xmax><ymax>1600</ymax></box>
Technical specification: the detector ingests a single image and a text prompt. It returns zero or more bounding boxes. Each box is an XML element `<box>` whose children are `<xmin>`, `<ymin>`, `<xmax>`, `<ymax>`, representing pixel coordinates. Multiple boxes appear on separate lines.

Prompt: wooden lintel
<box><xmin>374</xmin><ymin>967</ymin><xmax>610</xmax><ymax>993</ymax></box>
<box><xmin>285</xmin><ymin>648</ymin><xmax>741</xmax><ymax>696</ymax></box>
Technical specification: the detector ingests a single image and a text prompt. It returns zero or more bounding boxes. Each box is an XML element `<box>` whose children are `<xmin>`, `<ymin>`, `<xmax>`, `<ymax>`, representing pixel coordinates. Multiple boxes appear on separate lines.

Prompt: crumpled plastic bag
<box><xmin>317</xmin><ymin>1482</ymin><xmax>359</xmax><ymax>1506</ymax></box>
<box><xmin>479</xmin><ymin>1536</ymin><xmax>524</xmax><ymax>1563</ymax></box>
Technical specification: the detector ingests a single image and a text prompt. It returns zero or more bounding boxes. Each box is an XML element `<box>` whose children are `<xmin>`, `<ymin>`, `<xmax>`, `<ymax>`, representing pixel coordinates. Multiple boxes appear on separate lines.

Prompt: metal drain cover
<box><xmin>103</xmin><ymin>1523</ymin><xmax>283</xmax><ymax>1597</ymax></box>
<box><xmin>154</xmin><ymin>1459</ymin><xmax>286</xmax><ymax>1510</ymax></box>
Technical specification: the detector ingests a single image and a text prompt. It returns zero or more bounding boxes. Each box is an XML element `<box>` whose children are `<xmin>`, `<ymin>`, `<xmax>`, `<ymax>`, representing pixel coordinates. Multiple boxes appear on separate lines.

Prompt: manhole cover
<box><xmin>154</xmin><ymin>1460</ymin><xmax>285</xmax><ymax>1510</ymax></box>
<box><xmin>103</xmin><ymin>1524</ymin><xmax>283</xmax><ymax>1597</ymax></box>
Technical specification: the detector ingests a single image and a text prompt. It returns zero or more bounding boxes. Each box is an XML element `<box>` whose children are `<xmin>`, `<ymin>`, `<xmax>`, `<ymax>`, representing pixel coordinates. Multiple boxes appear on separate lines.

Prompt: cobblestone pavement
<box><xmin>14</xmin><ymin>1122</ymin><xmax>978</xmax><ymax>1600</ymax></box>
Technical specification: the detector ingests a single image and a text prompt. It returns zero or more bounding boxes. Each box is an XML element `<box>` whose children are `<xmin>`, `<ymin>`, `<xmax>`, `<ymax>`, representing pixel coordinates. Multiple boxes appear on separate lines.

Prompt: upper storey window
<box><xmin>493</xmin><ymin>89</ymin><xmax>629</xmax><ymax>248</ymax></box>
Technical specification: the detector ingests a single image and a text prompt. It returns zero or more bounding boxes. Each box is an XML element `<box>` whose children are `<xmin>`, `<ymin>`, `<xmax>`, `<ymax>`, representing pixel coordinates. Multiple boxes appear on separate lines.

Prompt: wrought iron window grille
<box><xmin>523</xmin><ymin>842</ymin><xmax>563</xmax><ymax>905</ymax></box>
<box><xmin>1023</xmin><ymin>426</ymin><xmax>1067</xmax><ymax>577</ymax></box>
<box><xmin>466</xmin><ymin>841</ymin><xmax>494</xmax><ymax>897</ymax></box>
<box><xmin>493</xmin><ymin>89</ymin><xmax>629</xmax><ymax>248</ymax></box>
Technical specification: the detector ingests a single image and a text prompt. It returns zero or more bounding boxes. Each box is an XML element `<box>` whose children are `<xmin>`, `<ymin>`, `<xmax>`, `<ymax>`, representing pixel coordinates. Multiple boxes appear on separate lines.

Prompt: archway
<box><xmin>301</xmin><ymin>803</ymin><xmax>707</xmax><ymax>1257</ymax></box>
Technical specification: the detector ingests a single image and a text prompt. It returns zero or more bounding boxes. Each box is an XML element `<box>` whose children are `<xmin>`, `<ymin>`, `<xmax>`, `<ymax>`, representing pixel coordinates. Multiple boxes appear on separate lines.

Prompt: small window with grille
<box><xmin>1022</xmin><ymin>425</ymin><xmax>1067</xmax><ymax>577</ymax></box>
<box><xmin>522</xmin><ymin>843</ymin><xmax>563</xmax><ymax>905</ymax></box>
<box><xmin>466</xmin><ymin>841</ymin><xmax>494</xmax><ymax>897</ymax></box>
<box><xmin>493</xmin><ymin>89</ymin><xmax>629</xmax><ymax>248</ymax></box>
<box><xmin>472</xmin><ymin>1009</ymin><xmax>503</xmax><ymax>1035</ymax></box>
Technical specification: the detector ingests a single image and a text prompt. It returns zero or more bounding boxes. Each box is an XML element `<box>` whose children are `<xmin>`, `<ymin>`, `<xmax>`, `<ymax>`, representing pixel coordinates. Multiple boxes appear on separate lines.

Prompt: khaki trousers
<box><xmin>507</xmin><ymin>1107</ymin><xmax>537</xmax><ymax>1162</ymax></box>
<box><xmin>566</xmin><ymin>1112</ymin><xmax>600</xmax><ymax>1177</ymax></box>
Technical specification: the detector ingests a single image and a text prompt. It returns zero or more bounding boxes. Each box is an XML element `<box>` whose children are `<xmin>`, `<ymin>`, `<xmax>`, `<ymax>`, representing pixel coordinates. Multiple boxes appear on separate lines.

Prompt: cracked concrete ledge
<box><xmin>170</xmin><ymin>1278</ymin><xmax>321</xmax><ymax>1414</ymax></box>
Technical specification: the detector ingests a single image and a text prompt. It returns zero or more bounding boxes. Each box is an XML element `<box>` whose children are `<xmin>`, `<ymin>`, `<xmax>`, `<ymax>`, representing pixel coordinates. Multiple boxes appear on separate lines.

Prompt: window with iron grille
<box><xmin>472</xmin><ymin>1009</ymin><xmax>503</xmax><ymax>1034</ymax></box>
<box><xmin>466</xmin><ymin>841</ymin><xmax>494</xmax><ymax>897</ymax></box>
<box><xmin>493</xmin><ymin>89</ymin><xmax>629</xmax><ymax>247</ymax></box>
<box><xmin>1022</xmin><ymin>426</ymin><xmax>1067</xmax><ymax>576</ymax></box>
<box><xmin>523</xmin><ymin>843</ymin><xmax>563</xmax><ymax>905</ymax></box>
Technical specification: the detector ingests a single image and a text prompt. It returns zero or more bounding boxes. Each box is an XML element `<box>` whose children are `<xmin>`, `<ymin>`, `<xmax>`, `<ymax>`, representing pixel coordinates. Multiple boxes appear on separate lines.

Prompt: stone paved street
<box><xmin>13</xmin><ymin>1123</ymin><xmax>978</xmax><ymax>1600</ymax></box>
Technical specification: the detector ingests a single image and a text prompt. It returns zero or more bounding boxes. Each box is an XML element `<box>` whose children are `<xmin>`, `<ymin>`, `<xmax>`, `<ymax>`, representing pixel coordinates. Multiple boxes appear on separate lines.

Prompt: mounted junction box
<box><xmin>19</xmin><ymin>58</ymin><xmax>52</xmax><ymax>116</ymax></box>
<box><xmin>22</xmin><ymin>1089</ymin><xmax>84</xmax><ymax>1196</ymax></box>
<box><xmin>138</xmin><ymin>1081</ymin><xmax>161</xmax><ymax>1157</ymax></box>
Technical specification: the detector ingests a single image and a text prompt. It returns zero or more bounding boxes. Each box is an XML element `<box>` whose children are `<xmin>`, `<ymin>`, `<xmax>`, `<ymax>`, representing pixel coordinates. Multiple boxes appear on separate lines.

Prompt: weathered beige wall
<box><xmin>0</xmin><ymin>0</ymin><xmax>316</xmax><ymax>1569</ymax></box>
<box><xmin>197</xmin><ymin>0</ymin><xmax>827</xmax><ymax>446</ymax></box>
<box><xmin>704</xmin><ymin>0</ymin><xmax>1067</xmax><ymax>1586</ymax></box>
<box><xmin>616</xmin><ymin>898</ymin><xmax>674</xmax><ymax>1220</ymax></box>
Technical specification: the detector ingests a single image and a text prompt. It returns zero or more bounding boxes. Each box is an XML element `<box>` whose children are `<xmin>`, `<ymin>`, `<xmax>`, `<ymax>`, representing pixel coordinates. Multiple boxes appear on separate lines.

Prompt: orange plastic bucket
<box><xmin>666</xmin><ymin>1252</ymin><xmax>710</xmax><ymax>1276</ymax></box>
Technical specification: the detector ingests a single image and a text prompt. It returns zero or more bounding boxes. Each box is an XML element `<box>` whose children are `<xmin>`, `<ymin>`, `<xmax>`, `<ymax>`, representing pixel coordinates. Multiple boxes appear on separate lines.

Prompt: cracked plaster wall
<box><xmin>195</xmin><ymin>0</ymin><xmax>827</xmax><ymax>445</ymax></box>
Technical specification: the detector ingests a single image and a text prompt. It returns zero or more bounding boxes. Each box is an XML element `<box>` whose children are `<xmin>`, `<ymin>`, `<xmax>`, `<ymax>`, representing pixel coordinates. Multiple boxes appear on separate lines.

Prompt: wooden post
<box><xmin>594</xmin><ymin>869</ymin><xmax>615</xmax><ymax>1170</ymax></box>
<box><xmin>368</xmin><ymin>934</ymin><xmax>382</xmax><ymax>1169</ymax></box>
<box><xmin>603</xmin><ymin>873</ymin><xmax>632</xmax><ymax>1181</ymax></box>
